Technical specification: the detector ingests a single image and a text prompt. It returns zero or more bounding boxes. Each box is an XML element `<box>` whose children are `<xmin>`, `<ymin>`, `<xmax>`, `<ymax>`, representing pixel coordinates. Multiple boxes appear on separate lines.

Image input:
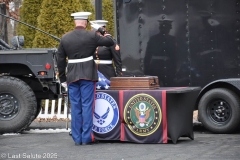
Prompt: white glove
<box><xmin>61</xmin><ymin>82</ymin><xmax>67</xmax><ymax>88</ymax></box>
<box><xmin>104</xmin><ymin>34</ymin><xmax>111</xmax><ymax>37</ymax></box>
<box><xmin>91</xmin><ymin>23</ymin><xmax>101</xmax><ymax>30</ymax></box>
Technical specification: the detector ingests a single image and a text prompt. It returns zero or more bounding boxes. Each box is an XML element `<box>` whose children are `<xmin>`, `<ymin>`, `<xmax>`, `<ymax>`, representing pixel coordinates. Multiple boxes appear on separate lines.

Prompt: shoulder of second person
<box><xmin>62</xmin><ymin>30</ymin><xmax>75</xmax><ymax>38</ymax></box>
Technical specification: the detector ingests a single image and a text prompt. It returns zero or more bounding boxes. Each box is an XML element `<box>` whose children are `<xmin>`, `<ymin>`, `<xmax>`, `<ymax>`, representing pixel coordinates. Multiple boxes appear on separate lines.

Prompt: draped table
<box><xmin>93</xmin><ymin>87</ymin><xmax>201</xmax><ymax>144</ymax></box>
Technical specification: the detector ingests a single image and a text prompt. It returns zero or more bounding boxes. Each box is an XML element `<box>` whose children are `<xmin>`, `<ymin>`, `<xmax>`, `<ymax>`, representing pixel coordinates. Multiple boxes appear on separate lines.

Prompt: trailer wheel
<box><xmin>0</xmin><ymin>76</ymin><xmax>37</xmax><ymax>134</ymax></box>
<box><xmin>198</xmin><ymin>88</ymin><xmax>240</xmax><ymax>133</ymax></box>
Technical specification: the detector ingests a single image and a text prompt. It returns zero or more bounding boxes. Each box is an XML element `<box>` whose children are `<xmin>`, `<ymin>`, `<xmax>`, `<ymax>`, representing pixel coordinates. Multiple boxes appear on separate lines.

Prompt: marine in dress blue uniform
<box><xmin>57</xmin><ymin>12</ymin><xmax>114</xmax><ymax>145</ymax></box>
<box><xmin>90</xmin><ymin>20</ymin><xmax>123</xmax><ymax>80</ymax></box>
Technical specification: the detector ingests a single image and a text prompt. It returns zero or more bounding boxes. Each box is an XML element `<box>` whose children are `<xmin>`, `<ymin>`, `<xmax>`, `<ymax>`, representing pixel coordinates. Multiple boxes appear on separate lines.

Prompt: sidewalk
<box><xmin>30</xmin><ymin>111</ymin><xmax>202</xmax><ymax>129</ymax></box>
<box><xmin>25</xmin><ymin>119</ymin><xmax>203</xmax><ymax>134</ymax></box>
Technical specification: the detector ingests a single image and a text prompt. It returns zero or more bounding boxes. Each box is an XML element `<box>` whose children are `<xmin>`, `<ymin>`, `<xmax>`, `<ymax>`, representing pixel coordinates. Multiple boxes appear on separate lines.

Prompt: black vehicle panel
<box><xmin>115</xmin><ymin>0</ymin><xmax>240</xmax><ymax>87</ymax></box>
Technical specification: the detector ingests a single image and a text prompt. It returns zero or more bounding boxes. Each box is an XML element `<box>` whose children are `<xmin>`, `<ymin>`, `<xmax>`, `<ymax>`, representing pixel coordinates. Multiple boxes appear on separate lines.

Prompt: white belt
<box><xmin>68</xmin><ymin>56</ymin><xmax>93</xmax><ymax>63</ymax></box>
<box><xmin>94</xmin><ymin>60</ymin><xmax>112</xmax><ymax>64</ymax></box>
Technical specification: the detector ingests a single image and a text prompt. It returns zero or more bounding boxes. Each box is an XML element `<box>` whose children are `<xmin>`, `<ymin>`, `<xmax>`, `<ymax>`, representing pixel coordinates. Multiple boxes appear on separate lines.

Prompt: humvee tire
<box><xmin>35</xmin><ymin>99</ymin><xmax>42</xmax><ymax>119</ymax></box>
<box><xmin>0</xmin><ymin>76</ymin><xmax>37</xmax><ymax>134</ymax></box>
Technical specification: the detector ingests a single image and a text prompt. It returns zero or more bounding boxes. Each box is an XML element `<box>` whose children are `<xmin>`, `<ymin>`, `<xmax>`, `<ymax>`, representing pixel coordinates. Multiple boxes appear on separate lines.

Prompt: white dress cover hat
<box><xmin>90</xmin><ymin>20</ymin><xmax>108</xmax><ymax>27</ymax></box>
<box><xmin>71</xmin><ymin>12</ymin><xmax>92</xmax><ymax>20</ymax></box>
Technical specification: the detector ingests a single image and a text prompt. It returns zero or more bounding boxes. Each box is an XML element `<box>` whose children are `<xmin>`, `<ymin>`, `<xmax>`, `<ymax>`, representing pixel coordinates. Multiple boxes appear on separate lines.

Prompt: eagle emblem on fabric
<box><xmin>124</xmin><ymin>93</ymin><xmax>162</xmax><ymax>136</ymax></box>
<box><xmin>134</xmin><ymin>103</ymin><xmax>151</xmax><ymax>127</ymax></box>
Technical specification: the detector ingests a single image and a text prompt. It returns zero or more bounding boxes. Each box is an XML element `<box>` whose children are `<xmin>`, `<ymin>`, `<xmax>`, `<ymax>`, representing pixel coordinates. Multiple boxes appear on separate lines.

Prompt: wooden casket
<box><xmin>110</xmin><ymin>76</ymin><xmax>160</xmax><ymax>90</ymax></box>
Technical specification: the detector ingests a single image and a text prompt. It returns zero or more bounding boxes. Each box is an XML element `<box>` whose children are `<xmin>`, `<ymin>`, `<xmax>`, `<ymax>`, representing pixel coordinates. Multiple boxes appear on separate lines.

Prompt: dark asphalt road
<box><xmin>0</xmin><ymin>122</ymin><xmax>240</xmax><ymax>160</ymax></box>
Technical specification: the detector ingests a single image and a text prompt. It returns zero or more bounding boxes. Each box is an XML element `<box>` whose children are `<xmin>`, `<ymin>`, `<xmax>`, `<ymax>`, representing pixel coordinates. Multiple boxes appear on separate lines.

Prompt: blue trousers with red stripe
<box><xmin>68</xmin><ymin>79</ymin><xmax>95</xmax><ymax>144</ymax></box>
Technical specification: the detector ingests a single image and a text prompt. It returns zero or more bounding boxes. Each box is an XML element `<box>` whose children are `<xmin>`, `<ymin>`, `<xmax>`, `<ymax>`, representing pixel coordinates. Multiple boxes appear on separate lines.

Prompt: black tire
<box><xmin>0</xmin><ymin>76</ymin><xmax>37</xmax><ymax>134</ymax></box>
<box><xmin>198</xmin><ymin>88</ymin><xmax>240</xmax><ymax>133</ymax></box>
<box><xmin>35</xmin><ymin>99</ymin><xmax>42</xmax><ymax>119</ymax></box>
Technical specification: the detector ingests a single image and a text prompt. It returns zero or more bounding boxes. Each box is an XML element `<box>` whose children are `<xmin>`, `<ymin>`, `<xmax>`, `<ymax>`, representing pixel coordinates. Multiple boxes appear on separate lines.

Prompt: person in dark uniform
<box><xmin>144</xmin><ymin>18</ymin><xmax>177</xmax><ymax>86</ymax></box>
<box><xmin>57</xmin><ymin>12</ymin><xmax>114</xmax><ymax>146</ymax></box>
<box><xmin>190</xmin><ymin>11</ymin><xmax>233</xmax><ymax>85</ymax></box>
<box><xmin>90</xmin><ymin>20</ymin><xmax>123</xmax><ymax>80</ymax></box>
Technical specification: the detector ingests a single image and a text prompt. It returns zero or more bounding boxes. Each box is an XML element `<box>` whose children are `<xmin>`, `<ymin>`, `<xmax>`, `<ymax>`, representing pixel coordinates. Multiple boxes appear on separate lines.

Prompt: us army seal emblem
<box><xmin>124</xmin><ymin>93</ymin><xmax>162</xmax><ymax>136</ymax></box>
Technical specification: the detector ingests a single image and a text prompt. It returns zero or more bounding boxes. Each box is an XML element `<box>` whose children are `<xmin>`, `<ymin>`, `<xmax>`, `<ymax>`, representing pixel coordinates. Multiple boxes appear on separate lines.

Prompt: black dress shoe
<box><xmin>82</xmin><ymin>140</ymin><xmax>99</xmax><ymax>145</ymax></box>
<box><xmin>82</xmin><ymin>142</ymin><xmax>93</xmax><ymax>145</ymax></box>
<box><xmin>75</xmin><ymin>142</ymin><xmax>82</xmax><ymax>146</ymax></box>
